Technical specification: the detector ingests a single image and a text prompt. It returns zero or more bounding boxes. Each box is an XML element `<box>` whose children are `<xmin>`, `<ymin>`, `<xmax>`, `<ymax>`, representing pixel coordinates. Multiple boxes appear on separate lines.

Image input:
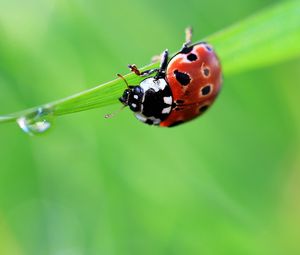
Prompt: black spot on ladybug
<box><xmin>201</xmin><ymin>85</ymin><xmax>211</xmax><ymax>96</ymax></box>
<box><xmin>203</xmin><ymin>68</ymin><xmax>210</xmax><ymax>77</ymax></box>
<box><xmin>174</xmin><ymin>70</ymin><xmax>191</xmax><ymax>86</ymax></box>
<box><xmin>168</xmin><ymin>120</ymin><xmax>184</xmax><ymax>127</ymax></box>
<box><xmin>199</xmin><ymin>105</ymin><xmax>209</xmax><ymax>113</ymax></box>
<box><xmin>181</xmin><ymin>45</ymin><xmax>193</xmax><ymax>54</ymax></box>
<box><xmin>176</xmin><ymin>100</ymin><xmax>185</xmax><ymax>104</ymax></box>
<box><xmin>187</xmin><ymin>53</ymin><xmax>197</xmax><ymax>62</ymax></box>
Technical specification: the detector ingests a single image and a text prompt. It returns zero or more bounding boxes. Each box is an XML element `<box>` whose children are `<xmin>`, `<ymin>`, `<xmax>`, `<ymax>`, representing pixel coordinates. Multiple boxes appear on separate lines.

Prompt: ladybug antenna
<box><xmin>104</xmin><ymin>105</ymin><xmax>126</xmax><ymax>119</ymax></box>
<box><xmin>117</xmin><ymin>73</ymin><xmax>129</xmax><ymax>88</ymax></box>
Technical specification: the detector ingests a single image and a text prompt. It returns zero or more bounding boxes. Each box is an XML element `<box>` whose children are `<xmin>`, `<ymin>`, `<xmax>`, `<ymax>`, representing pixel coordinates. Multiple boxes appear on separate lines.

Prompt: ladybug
<box><xmin>118</xmin><ymin>28</ymin><xmax>222</xmax><ymax>127</ymax></box>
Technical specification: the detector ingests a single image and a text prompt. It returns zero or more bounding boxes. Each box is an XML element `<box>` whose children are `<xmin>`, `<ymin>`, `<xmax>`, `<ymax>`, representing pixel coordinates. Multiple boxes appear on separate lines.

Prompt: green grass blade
<box><xmin>208</xmin><ymin>0</ymin><xmax>300</xmax><ymax>75</ymax></box>
<box><xmin>0</xmin><ymin>0</ymin><xmax>299</xmax><ymax>124</ymax></box>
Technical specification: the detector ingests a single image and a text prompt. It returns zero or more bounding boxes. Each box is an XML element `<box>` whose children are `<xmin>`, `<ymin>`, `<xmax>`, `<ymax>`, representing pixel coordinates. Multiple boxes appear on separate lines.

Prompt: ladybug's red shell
<box><xmin>160</xmin><ymin>43</ymin><xmax>222</xmax><ymax>127</ymax></box>
<box><xmin>119</xmin><ymin>41</ymin><xmax>222</xmax><ymax>127</ymax></box>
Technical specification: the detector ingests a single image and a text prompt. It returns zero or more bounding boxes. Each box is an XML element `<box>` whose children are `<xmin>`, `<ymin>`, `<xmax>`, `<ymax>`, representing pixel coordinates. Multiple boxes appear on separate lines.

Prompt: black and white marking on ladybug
<box><xmin>119</xmin><ymin>77</ymin><xmax>173</xmax><ymax>125</ymax></box>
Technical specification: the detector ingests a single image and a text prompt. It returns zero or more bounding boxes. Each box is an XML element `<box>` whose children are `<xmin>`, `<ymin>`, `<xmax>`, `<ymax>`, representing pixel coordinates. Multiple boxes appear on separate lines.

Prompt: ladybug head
<box><xmin>119</xmin><ymin>88</ymin><xmax>131</xmax><ymax>105</ymax></box>
<box><xmin>119</xmin><ymin>86</ymin><xmax>143</xmax><ymax>112</ymax></box>
<box><xmin>105</xmin><ymin>74</ymin><xmax>146</xmax><ymax>119</ymax></box>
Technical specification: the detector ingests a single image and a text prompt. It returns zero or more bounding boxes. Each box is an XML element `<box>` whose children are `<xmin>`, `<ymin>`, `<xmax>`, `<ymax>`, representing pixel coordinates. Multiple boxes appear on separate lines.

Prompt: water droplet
<box><xmin>104</xmin><ymin>113</ymin><xmax>113</xmax><ymax>119</ymax></box>
<box><xmin>17</xmin><ymin>107</ymin><xmax>54</xmax><ymax>136</ymax></box>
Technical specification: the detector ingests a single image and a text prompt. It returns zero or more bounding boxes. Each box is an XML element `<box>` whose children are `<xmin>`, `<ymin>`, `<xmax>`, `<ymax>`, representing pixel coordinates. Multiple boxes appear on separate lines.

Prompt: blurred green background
<box><xmin>0</xmin><ymin>0</ymin><xmax>300</xmax><ymax>254</ymax></box>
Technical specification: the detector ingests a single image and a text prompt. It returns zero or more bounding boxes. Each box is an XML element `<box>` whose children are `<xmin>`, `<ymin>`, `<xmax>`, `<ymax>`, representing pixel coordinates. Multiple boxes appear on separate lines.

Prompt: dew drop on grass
<box><xmin>17</xmin><ymin>107</ymin><xmax>54</xmax><ymax>135</ymax></box>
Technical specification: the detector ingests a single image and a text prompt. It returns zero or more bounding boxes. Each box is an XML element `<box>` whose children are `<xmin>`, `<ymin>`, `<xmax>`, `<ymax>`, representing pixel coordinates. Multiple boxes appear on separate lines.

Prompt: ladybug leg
<box><xmin>159</xmin><ymin>50</ymin><xmax>169</xmax><ymax>71</ymax></box>
<box><xmin>154</xmin><ymin>49</ymin><xmax>169</xmax><ymax>79</ymax></box>
<box><xmin>128</xmin><ymin>49</ymin><xmax>169</xmax><ymax>78</ymax></box>
<box><xmin>151</xmin><ymin>49</ymin><xmax>169</xmax><ymax>63</ymax></box>
<box><xmin>185</xmin><ymin>26</ymin><xmax>193</xmax><ymax>45</ymax></box>
<box><xmin>180</xmin><ymin>27</ymin><xmax>193</xmax><ymax>52</ymax></box>
<box><xmin>128</xmin><ymin>64</ymin><xmax>159</xmax><ymax>77</ymax></box>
